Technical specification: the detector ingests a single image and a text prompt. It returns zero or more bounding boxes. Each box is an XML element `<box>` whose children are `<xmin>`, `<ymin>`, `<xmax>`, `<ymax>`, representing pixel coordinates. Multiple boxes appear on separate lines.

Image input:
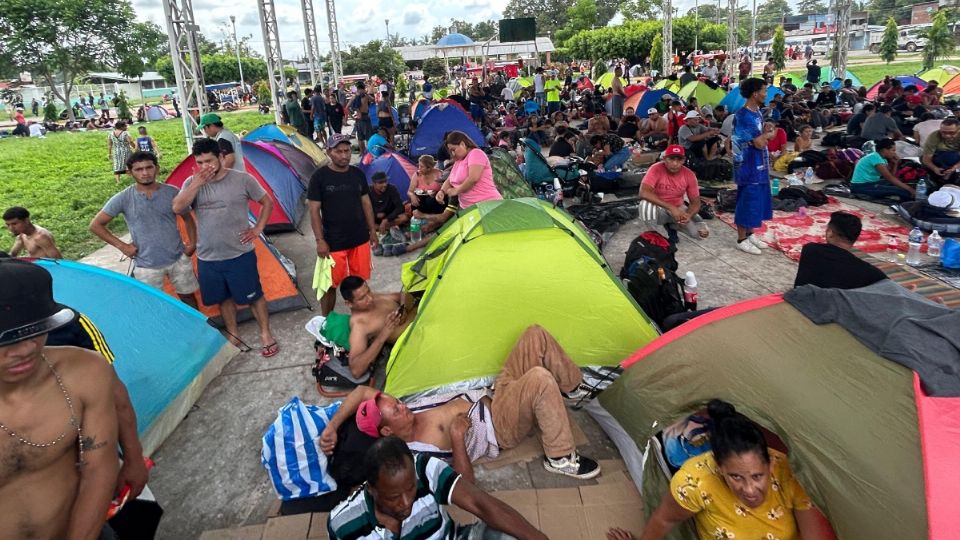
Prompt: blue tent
<box><xmin>635</xmin><ymin>90</ymin><xmax>679</xmax><ymax>118</ymax></box>
<box><xmin>35</xmin><ymin>259</ymin><xmax>236</xmax><ymax>455</ymax></box>
<box><xmin>409</xmin><ymin>103</ymin><xmax>487</xmax><ymax>158</ymax></box>
<box><xmin>828</xmin><ymin>69</ymin><xmax>864</xmax><ymax>89</ymax></box>
<box><xmin>359</xmin><ymin>151</ymin><xmax>418</xmax><ymax>202</ymax></box>
<box><xmin>413</xmin><ymin>99</ymin><xmax>430</xmax><ymax>120</ymax></box>
<box><xmin>240</xmin><ymin>141</ymin><xmax>306</xmax><ymax>232</ymax></box>
<box><xmin>246</xmin><ymin>124</ymin><xmax>296</xmax><ymax>145</ymax></box>
<box><xmin>719</xmin><ymin>85</ymin><xmax>784</xmax><ymax>114</ymax></box>
<box><xmin>370</xmin><ymin>106</ymin><xmax>400</xmax><ymax>128</ymax></box>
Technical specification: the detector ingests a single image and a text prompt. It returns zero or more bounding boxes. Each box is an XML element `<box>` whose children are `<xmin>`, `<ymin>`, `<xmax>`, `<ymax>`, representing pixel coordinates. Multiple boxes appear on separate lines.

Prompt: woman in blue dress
<box><xmin>731</xmin><ymin>78</ymin><xmax>777</xmax><ymax>255</ymax></box>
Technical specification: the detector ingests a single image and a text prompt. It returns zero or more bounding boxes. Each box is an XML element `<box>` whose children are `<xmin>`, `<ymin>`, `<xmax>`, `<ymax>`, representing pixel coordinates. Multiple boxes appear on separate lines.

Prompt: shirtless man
<box><xmin>0</xmin><ymin>259</ymin><xmax>118</xmax><ymax>539</ymax></box>
<box><xmin>320</xmin><ymin>325</ymin><xmax>601</xmax><ymax>483</ymax></box>
<box><xmin>4</xmin><ymin>206</ymin><xmax>62</xmax><ymax>259</ymax></box>
<box><xmin>340</xmin><ymin>276</ymin><xmax>415</xmax><ymax>378</ymax></box>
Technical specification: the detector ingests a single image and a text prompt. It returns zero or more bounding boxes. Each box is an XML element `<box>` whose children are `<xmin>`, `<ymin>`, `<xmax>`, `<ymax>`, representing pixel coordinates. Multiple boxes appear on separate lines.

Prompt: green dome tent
<box><xmin>676</xmin><ymin>80</ymin><xmax>727</xmax><ymax>107</ymax></box>
<box><xmin>653</xmin><ymin>78</ymin><xmax>682</xmax><ymax>92</ymax></box>
<box><xmin>384</xmin><ymin>198</ymin><xmax>659</xmax><ymax>398</ymax></box>
<box><xmin>595</xmin><ymin>72</ymin><xmax>628</xmax><ymax>90</ymax></box>
<box><xmin>598</xmin><ymin>294</ymin><xmax>960</xmax><ymax>540</ymax></box>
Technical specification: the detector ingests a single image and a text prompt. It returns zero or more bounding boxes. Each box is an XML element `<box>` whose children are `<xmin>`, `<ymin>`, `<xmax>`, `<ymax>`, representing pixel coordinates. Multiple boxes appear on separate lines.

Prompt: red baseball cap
<box><xmin>356</xmin><ymin>392</ymin><xmax>384</xmax><ymax>438</ymax></box>
<box><xmin>665</xmin><ymin>145</ymin><xmax>686</xmax><ymax>158</ymax></box>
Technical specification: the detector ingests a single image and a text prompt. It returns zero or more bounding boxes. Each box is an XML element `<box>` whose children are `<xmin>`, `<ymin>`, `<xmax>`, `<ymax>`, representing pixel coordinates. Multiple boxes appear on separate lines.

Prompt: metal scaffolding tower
<box><xmin>831</xmin><ymin>0</ymin><xmax>853</xmax><ymax>80</ymax></box>
<box><xmin>301</xmin><ymin>0</ymin><xmax>323</xmax><ymax>88</ymax></box>
<box><xmin>325</xmin><ymin>0</ymin><xmax>344</xmax><ymax>83</ymax></box>
<box><xmin>257</xmin><ymin>0</ymin><xmax>285</xmax><ymax>125</ymax></box>
<box><xmin>662</xmin><ymin>0</ymin><xmax>673</xmax><ymax>74</ymax></box>
<box><xmin>726</xmin><ymin>0</ymin><xmax>739</xmax><ymax>80</ymax></box>
<box><xmin>161</xmin><ymin>0</ymin><xmax>208</xmax><ymax>152</ymax></box>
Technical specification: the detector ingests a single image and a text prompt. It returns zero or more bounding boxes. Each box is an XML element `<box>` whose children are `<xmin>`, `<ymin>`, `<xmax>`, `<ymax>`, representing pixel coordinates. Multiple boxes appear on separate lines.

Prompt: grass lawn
<box><xmin>0</xmin><ymin>109</ymin><xmax>277</xmax><ymax>259</ymax></box>
<box><xmin>777</xmin><ymin>57</ymin><xmax>960</xmax><ymax>88</ymax></box>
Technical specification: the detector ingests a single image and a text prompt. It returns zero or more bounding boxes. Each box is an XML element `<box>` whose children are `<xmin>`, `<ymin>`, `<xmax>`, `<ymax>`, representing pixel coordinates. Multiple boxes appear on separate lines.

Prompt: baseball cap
<box><xmin>684</xmin><ymin>111</ymin><xmax>701</xmax><ymax>119</ymax></box>
<box><xmin>197</xmin><ymin>113</ymin><xmax>222</xmax><ymax>129</ymax></box>
<box><xmin>664</xmin><ymin>144</ymin><xmax>686</xmax><ymax>158</ymax></box>
<box><xmin>647</xmin><ymin>107</ymin><xmax>658</xmax><ymax>115</ymax></box>
<box><xmin>0</xmin><ymin>260</ymin><xmax>77</xmax><ymax>346</ymax></box>
<box><xmin>326</xmin><ymin>133</ymin><xmax>353</xmax><ymax>149</ymax></box>
<box><xmin>356</xmin><ymin>392</ymin><xmax>384</xmax><ymax>438</ymax></box>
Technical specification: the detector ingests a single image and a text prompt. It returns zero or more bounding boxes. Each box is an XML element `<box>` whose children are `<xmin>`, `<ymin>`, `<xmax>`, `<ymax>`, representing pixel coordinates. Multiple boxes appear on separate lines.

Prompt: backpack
<box><xmin>686</xmin><ymin>157</ymin><xmax>733</xmax><ymax>184</ymax></box>
<box><xmin>778</xmin><ymin>185</ymin><xmax>829</xmax><ymax>206</ymax></box>
<box><xmin>821</xmin><ymin>131</ymin><xmax>844</xmax><ymax>147</ymax></box>
<box><xmin>620</xmin><ymin>232</ymin><xmax>687</xmax><ymax>327</ymax></box>
<box><xmin>714</xmin><ymin>188</ymin><xmax>738</xmax><ymax>213</ymax></box>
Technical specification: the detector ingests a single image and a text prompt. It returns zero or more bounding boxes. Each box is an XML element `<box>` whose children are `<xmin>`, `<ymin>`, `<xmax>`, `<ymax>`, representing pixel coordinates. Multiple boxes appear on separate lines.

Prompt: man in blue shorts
<box><xmin>172</xmin><ymin>139</ymin><xmax>279</xmax><ymax>357</ymax></box>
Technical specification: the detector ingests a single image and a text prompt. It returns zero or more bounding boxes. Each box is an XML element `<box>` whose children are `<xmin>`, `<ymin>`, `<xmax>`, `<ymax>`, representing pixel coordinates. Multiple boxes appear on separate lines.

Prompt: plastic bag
<box><xmin>942</xmin><ymin>238</ymin><xmax>960</xmax><ymax>269</ymax></box>
<box><xmin>261</xmin><ymin>397</ymin><xmax>341</xmax><ymax>500</ymax></box>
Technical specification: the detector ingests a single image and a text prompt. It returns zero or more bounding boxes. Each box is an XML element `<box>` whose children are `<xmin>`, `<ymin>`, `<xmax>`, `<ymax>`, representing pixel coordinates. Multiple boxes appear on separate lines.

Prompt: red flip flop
<box><xmin>261</xmin><ymin>342</ymin><xmax>280</xmax><ymax>358</ymax></box>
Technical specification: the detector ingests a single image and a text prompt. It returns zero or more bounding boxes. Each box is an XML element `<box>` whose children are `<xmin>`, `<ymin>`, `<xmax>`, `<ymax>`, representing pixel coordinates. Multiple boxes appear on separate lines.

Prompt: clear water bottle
<box><xmin>804</xmin><ymin>167</ymin><xmax>815</xmax><ymax>185</ymax></box>
<box><xmin>552</xmin><ymin>178</ymin><xmax>563</xmax><ymax>205</ymax></box>
<box><xmin>916</xmin><ymin>179</ymin><xmax>928</xmax><ymax>201</ymax></box>
<box><xmin>906</xmin><ymin>227</ymin><xmax>924</xmax><ymax>266</ymax></box>
<box><xmin>409</xmin><ymin>218</ymin><xmax>422</xmax><ymax>243</ymax></box>
<box><xmin>683</xmin><ymin>271</ymin><xmax>698</xmax><ymax>311</ymax></box>
<box><xmin>887</xmin><ymin>235</ymin><xmax>900</xmax><ymax>264</ymax></box>
<box><xmin>927</xmin><ymin>230</ymin><xmax>943</xmax><ymax>259</ymax></box>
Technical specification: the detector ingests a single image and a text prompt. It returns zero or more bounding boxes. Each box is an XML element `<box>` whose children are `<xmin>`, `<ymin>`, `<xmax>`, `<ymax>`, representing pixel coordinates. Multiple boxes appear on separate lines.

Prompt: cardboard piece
<box><xmin>198</xmin><ymin>525</ymin><xmax>265</xmax><ymax>540</ymax></box>
<box><xmin>583</xmin><ymin>502</ymin><xmax>646</xmax><ymax>538</ymax></box>
<box><xmin>476</xmin><ymin>421</ymin><xmax>588</xmax><ymax>469</ymax></box>
<box><xmin>580</xmin><ymin>481</ymin><xmax>642</xmax><ymax>506</ymax></box>
<box><xmin>493</xmin><ymin>489</ymin><xmax>539</xmax><ymax>507</ymax></box>
<box><xmin>307</xmin><ymin>513</ymin><xmax>330</xmax><ymax>539</ymax></box>
<box><xmin>598</xmin><ymin>459</ymin><xmax>627</xmax><ymax>474</ymax></box>
<box><xmin>597</xmin><ymin>470</ymin><xmax>632</xmax><ymax>485</ymax></box>
<box><xmin>536</xmin><ymin>487</ymin><xmax>583</xmax><ymax>507</ymax></box>
<box><xmin>262</xmin><ymin>514</ymin><xmax>311</xmax><ymax>540</ymax></box>
<box><xmin>266</xmin><ymin>499</ymin><xmax>281</xmax><ymax>518</ymax></box>
<box><xmin>537</xmin><ymin>506</ymin><xmax>588</xmax><ymax>540</ymax></box>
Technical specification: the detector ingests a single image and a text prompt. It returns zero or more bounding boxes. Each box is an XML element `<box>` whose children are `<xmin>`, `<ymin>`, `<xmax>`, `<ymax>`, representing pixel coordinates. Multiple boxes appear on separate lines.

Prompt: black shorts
<box><xmin>377</xmin><ymin>116</ymin><xmax>394</xmax><ymax>129</ymax></box>
<box><xmin>197</xmin><ymin>250</ymin><xmax>264</xmax><ymax>306</ymax></box>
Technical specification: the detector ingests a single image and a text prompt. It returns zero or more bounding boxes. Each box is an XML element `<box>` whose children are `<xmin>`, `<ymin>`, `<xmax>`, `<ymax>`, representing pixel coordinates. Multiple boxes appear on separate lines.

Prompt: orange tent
<box><xmin>942</xmin><ymin>73</ymin><xmax>960</xmax><ymax>96</ymax></box>
<box><xmin>624</xmin><ymin>90</ymin><xmax>646</xmax><ymax>113</ymax></box>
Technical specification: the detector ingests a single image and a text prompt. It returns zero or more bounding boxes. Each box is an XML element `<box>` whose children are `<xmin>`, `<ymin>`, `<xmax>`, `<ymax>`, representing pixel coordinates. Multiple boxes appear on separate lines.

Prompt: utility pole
<box><xmin>694</xmin><ymin>0</ymin><xmax>699</xmax><ymax>53</ymax></box>
<box><xmin>751</xmin><ymin>0</ymin><xmax>757</xmax><ymax>53</ymax></box>
<box><xmin>161</xmin><ymin>0</ymin><xmax>207</xmax><ymax>152</ymax></box>
<box><xmin>717</xmin><ymin>0</ymin><xmax>721</xmax><ymax>25</ymax></box>
<box><xmin>230</xmin><ymin>16</ymin><xmax>246</xmax><ymax>92</ymax></box>
<box><xmin>663</xmin><ymin>0</ymin><xmax>674</xmax><ymax>74</ymax></box>
<box><xmin>385</xmin><ymin>19</ymin><xmax>390</xmax><ymax>43</ymax></box>
<box><xmin>257</xmin><ymin>0</ymin><xmax>285</xmax><ymax>125</ymax></box>
<box><xmin>300</xmin><ymin>0</ymin><xmax>322</xmax><ymax>88</ymax></box>
<box><xmin>325</xmin><ymin>0</ymin><xmax>344</xmax><ymax>83</ymax></box>
<box><xmin>726</xmin><ymin>0</ymin><xmax>739</xmax><ymax>80</ymax></box>
<box><xmin>831</xmin><ymin>0</ymin><xmax>852</xmax><ymax>78</ymax></box>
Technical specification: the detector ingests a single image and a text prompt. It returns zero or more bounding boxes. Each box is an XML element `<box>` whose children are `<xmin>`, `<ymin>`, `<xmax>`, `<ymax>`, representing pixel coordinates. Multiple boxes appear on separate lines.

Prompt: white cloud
<box><xmin>403</xmin><ymin>5</ymin><xmax>428</xmax><ymax>26</ymax></box>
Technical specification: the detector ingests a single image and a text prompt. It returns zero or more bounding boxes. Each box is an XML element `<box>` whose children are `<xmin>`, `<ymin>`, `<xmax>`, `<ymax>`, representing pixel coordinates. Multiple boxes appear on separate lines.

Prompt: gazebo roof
<box><xmin>436</xmin><ymin>33</ymin><xmax>474</xmax><ymax>48</ymax></box>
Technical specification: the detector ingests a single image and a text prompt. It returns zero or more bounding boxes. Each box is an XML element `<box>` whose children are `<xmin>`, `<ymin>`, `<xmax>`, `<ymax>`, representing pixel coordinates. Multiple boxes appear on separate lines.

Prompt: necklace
<box><xmin>0</xmin><ymin>354</ymin><xmax>84</xmax><ymax>467</ymax></box>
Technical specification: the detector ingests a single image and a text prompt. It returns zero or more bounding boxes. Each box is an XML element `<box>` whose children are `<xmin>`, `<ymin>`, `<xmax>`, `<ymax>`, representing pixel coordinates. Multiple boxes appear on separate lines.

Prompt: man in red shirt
<box><xmin>640</xmin><ymin>145</ymin><xmax>709</xmax><ymax>244</ymax></box>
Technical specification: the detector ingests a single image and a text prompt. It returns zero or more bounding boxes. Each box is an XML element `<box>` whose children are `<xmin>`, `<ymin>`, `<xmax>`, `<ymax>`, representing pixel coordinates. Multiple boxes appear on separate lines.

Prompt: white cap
<box><xmin>684</xmin><ymin>111</ymin><xmax>701</xmax><ymax>119</ymax></box>
<box><xmin>684</xmin><ymin>271</ymin><xmax>698</xmax><ymax>287</ymax></box>
<box><xmin>928</xmin><ymin>190</ymin><xmax>957</xmax><ymax>209</ymax></box>
<box><xmin>647</xmin><ymin>107</ymin><xmax>658</xmax><ymax>114</ymax></box>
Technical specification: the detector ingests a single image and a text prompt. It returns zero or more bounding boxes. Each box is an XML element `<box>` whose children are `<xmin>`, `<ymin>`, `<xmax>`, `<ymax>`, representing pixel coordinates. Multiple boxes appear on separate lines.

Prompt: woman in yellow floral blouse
<box><xmin>608</xmin><ymin>400</ymin><xmax>836</xmax><ymax>540</ymax></box>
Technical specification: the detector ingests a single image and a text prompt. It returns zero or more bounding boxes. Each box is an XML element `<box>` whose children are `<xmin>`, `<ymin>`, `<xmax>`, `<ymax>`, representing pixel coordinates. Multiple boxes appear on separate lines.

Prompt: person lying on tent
<box><xmin>327</xmin><ymin>436</ymin><xmax>546</xmax><ymax>540</ymax></box>
<box><xmin>607</xmin><ymin>399</ymin><xmax>836</xmax><ymax>540</ymax></box>
<box><xmin>340</xmin><ymin>276</ymin><xmax>416</xmax><ymax>379</ymax></box>
<box><xmin>319</xmin><ymin>325</ymin><xmax>602</xmax><ymax>483</ymax></box>
<box><xmin>794</xmin><ymin>211</ymin><xmax>888</xmax><ymax>290</ymax></box>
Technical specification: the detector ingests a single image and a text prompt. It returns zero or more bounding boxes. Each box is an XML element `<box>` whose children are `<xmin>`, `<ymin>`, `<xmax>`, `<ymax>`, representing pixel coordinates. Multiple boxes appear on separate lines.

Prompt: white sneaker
<box><xmin>815</xmin><ymin>127</ymin><xmax>823</xmax><ymax>133</ymax></box>
<box><xmin>738</xmin><ymin>240</ymin><xmax>762</xmax><ymax>255</ymax></box>
<box><xmin>543</xmin><ymin>453</ymin><xmax>601</xmax><ymax>480</ymax></box>
<box><xmin>748</xmin><ymin>234</ymin><xmax>768</xmax><ymax>249</ymax></box>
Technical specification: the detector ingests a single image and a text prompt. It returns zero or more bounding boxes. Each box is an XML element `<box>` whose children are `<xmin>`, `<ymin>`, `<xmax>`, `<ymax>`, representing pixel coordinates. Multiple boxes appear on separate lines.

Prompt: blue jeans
<box><xmin>534</xmin><ymin>92</ymin><xmax>546</xmax><ymax>110</ymax></box>
<box><xmin>604</xmin><ymin>147</ymin><xmax>632</xmax><ymax>170</ymax></box>
<box><xmin>851</xmin><ymin>181</ymin><xmax>913</xmax><ymax>201</ymax></box>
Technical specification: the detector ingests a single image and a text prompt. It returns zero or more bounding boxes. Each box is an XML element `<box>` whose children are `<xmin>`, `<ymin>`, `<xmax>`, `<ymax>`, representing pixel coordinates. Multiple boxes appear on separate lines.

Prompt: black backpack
<box><xmin>620</xmin><ymin>231</ymin><xmax>687</xmax><ymax>327</ymax></box>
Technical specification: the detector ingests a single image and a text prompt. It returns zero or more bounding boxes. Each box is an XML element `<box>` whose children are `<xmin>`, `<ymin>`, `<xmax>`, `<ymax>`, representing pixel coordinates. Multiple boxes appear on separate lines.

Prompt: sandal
<box><xmin>228</xmin><ymin>338</ymin><xmax>252</xmax><ymax>353</ymax></box>
<box><xmin>261</xmin><ymin>342</ymin><xmax>280</xmax><ymax>358</ymax></box>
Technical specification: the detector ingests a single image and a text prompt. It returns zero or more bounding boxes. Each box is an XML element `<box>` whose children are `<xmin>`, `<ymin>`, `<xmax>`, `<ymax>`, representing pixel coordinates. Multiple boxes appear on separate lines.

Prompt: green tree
<box><xmin>771</xmin><ymin>26</ymin><xmax>786</xmax><ymax>70</ymax></box>
<box><xmin>0</xmin><ymin>0</ymin><xmax>141</xmax><ymax>121</ymax></box>
<box><xmin>115</xmin><ymin>90</ymin><xmax>132</xmax><ymax>121</ymax></box>
<box><xmin>503</xmin><ymin>0</ymin><xmax>619</xmax><ymax>36</ymax></box>
<box><xmin>796</xmin><ymin>0</ymin><xmax>827</xmax><ymax>15</ymax></box>
<box><xmin>650</xmin><ymin>33</ymin><xmax>664</xmax><ymax>71</ymax></box>
<box><xmin>253</xmin><ymin>80</ymin><xmax>272</xmax><ymax>106</ymax></box>
<box><xmin>155</xmin><ymin>54</ymin><xmax>268</xmax><ymax>85</ymax></box>
<box><xmin>865</xmin><ymin>0</ymin><xmax>912</xmax><ymax>25</ymax></box>
<box><xmin>421</xmin><ymin>57</ymin><xmax>447</xmax><ymax>80</ymax></box>
<box><xmin>116</xmin><ymin>22</ymin><xmax>168</xmax><ymax>77</ymax></box>
<box><xmin>922</xmin><ymin>9</ymin><xmax>956</xmax><ymax>70</ymax></box>
<box><xmin>43</xmin><ymin>99</ymin><xmax>58</xmax><ymax>122</ymax></box>
<box><xmin>555</xmin><ymin>0</ymin><xmax>599</xmax><ymax>44</ymax></box>
<box><xmin>879</xmin><ymin>17</ymin><xmax>899</xmax><ymax>64</ymax></box>
<box><xmin>340</xmin><ymin>40</ymin><xmax>407</xmax><ymax>80</ymax></box>
<box><xmin>755</xmin><ymin>0</ymin><xmax>793</xmax><ymax>39</ymax></box>
<box><xmin>592</xmin><ymin>60</ymin><xmax>608</xmax><ymax>79</ymax></box>
<box><xmin>620</xmin><ymin>0</ymin><xmax>659</xmax><ymax>20</ymax></box>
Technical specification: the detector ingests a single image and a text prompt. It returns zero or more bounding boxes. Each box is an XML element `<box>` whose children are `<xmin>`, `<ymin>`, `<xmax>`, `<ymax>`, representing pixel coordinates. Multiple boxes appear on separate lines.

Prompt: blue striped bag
<box><xmin>261</xmin><ymin>396</ymin><xmax>341</xmax><ymax>500</ymax></box>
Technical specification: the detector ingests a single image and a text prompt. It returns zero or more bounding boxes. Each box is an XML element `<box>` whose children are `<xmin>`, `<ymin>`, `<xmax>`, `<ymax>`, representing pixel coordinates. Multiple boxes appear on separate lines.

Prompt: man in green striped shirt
<box><xmin>328</xmin><ymin>437</ymin><xmax>546</xmax><ymax>540</ymax></box>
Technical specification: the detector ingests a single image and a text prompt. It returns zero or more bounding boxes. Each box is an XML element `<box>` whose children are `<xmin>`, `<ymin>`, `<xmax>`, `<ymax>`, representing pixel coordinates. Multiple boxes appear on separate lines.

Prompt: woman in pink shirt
<box><xmin>436</xmin><ymin>131</ymin><xmax>503</xmax><ymax>209</ymax></box>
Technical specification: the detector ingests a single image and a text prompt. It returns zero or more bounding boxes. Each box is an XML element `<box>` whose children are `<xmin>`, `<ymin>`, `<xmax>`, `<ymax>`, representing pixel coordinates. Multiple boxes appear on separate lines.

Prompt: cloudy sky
<box><xmin>133</xmin><ymin>0</ymin><xmax>511</xmax><ymax>58</ymax></box>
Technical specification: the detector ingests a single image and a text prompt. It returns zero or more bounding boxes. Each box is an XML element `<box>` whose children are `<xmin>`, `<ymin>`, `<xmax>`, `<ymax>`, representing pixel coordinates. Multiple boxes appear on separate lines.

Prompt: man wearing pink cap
<box><xmin>320</xmin><ymin>325</ymin><xmax>601</xmax><ymax>482</ymax></box>
<box><xmin>640</xmin><ymin>145</ymin><xmax>708</xmax><ymax>244</ymax></box>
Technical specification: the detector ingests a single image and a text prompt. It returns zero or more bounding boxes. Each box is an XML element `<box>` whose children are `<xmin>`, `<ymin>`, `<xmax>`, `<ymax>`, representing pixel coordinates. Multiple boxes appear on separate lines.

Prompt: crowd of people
<box><xmin>4</xmin><ymin>49</ymin><xmax>949</xmax><ymax>539</ymax></box>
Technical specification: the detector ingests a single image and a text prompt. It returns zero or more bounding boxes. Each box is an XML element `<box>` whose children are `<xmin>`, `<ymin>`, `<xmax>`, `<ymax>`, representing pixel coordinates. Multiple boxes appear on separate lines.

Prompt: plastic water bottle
<box><xmin>916</xmin><ymin>179</ymin><xmax>928</xmax><ymax>202</ymax></box>
<box><xmin>409</xmin><ymin>218</ymin><xmax>422</xmax><ymax>243</ymax></box>
<box><xmin>907</xmin><ymin>227</ymin><xmax>924</xmax><ymax>266</ymax></box>
<box><xmin>927</xmin><ymin>230</ymin><xmax>943</xmax><ymax>259</ymax></box>
<box><xmin>887</xmin><ymin>236</ymin><xmax>901</xmax><ymax>264</ymax></box>
<box><xmin>552</xmin><ymin>178</ymin><xmax>563</xmax><ymax>205</ymax></box>
<box><xmin>683</xmin><ymin>271</ymin><xmax>698</xmax><ymax>311</ymax></box>
<box><xmin>770</xmin><ymin>177</ymin><xmax>780</xmax><ymax>196</ymax></box>
<box><xmin>804</xmin><ymin>167</ymin><xmax>815</xmax><ymax>185</ymax></box>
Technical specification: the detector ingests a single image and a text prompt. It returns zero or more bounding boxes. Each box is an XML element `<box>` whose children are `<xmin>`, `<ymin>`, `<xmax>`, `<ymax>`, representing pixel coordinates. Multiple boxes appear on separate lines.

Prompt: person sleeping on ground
<box><xmin>607</xmin><ymin>399</ymin><xmax>837</xmax><ymax>540</ymax></box>
<box><xmin>340</xmin><ymin>276</ymin><xmax>416</xmax><ymax>379</ymax></box>
<box><xmin>319</xmin><ymin>325</ymin><xmax>601</xmax><ymax>483</ymax></box>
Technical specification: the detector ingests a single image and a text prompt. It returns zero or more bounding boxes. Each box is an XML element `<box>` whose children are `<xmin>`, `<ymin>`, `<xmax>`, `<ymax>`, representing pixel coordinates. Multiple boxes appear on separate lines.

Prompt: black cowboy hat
<box><xmin>0</xmin><ymin>260</ymin><xmax>76</xmax><ymax>346</ymax></box>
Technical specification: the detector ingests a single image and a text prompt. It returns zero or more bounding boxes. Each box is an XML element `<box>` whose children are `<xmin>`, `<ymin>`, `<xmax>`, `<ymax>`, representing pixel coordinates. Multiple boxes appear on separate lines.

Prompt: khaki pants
<box><xmin>491</xmin><ymin>325</ymin><xmax>583</xmax><ymax>458</ymax></box>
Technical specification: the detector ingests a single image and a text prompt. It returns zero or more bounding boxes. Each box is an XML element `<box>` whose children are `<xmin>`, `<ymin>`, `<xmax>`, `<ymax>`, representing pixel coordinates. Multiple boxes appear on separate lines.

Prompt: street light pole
<box><xmin>694</xmin><ymin>0</ymin><xmax>699</xmax><ymax>53</ymax></box>
<box><xmin>751</xmin><ymin>0</ymin><xmax>756</xmax><ymax>53</ymax></box>
<box><xmin>385</xmin><ymin>19</ymin><xmax>390</xmax><ymax>43</ymax></box>
<box><xmin>230</xmin><ymin>16</ymin><xmax>246</xmax><ymax>94</ymax></box>
<box><xmin>141</xmin><ymin>56</ymin><xmax>150</xmax><ymax>123</ymax></box>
